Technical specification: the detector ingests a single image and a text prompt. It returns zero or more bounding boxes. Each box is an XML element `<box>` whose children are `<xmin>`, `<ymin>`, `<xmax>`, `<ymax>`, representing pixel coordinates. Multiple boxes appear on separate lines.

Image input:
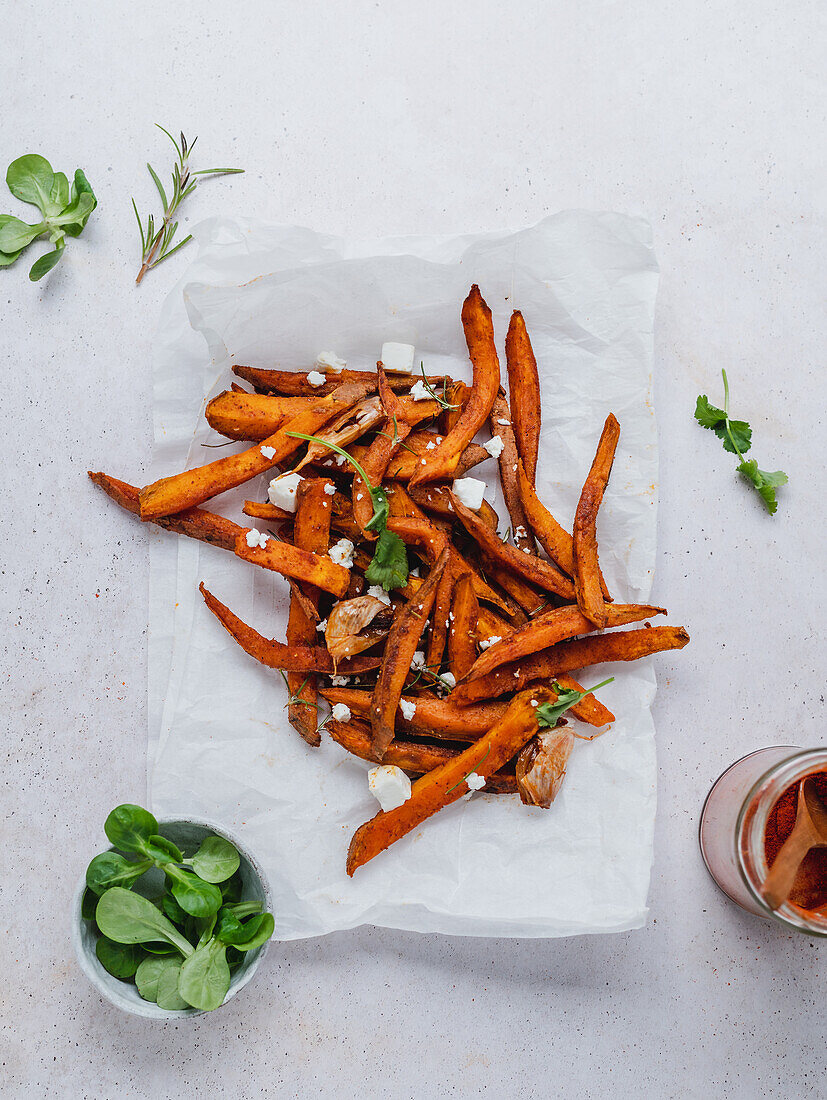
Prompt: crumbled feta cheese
<box><xmin>409</xmin><ymin>379</ymin><xmax>431</xmax><ymax>401</ymax></box>
<box><xmin>328</xmin><ymin>538</ymin><xmax>355</xmax><ymax>568</ymax></box>
<box><xmin>496</xmin><ymin>418</ymin><xmax>511</xmax><ymax>426</ymax></box>
<box><xmin>411</xmin><ymin>650</ymin><xmax>426</xmax><ymax>670</ymax></box>
<box><xmin>440</xmin><ymin>672</ymin><xmax>456</xmax><ymax>690</ymax></box>
<box><xmin>356</xmin><ymin>493</ymin><xmax>363</xmax><ymax>500</ymax></box>
<box><xmin>380</xmin><ymin>342</ymin><xmax>415</xmax><ymax>374</ymax></box>
<box><xmin>260</xmin><ymin>445</ymin><xmax>277</xmax><ymax>459</ymax></box>
<box><xmin>331</xmin><ymin>674</ymin><xmax>349</xmax><ymax>686</ymax></box>
<box><xmin>410</xmin><ymin>566</ymin><xmax>420</xmax><ymax>577</ymax></box>
<box><xmin>315</xmin><ymin>351</ymin><xmax>346</xmax><ymax>373</ymax></box>
<box><xmin>367</xmin><ymin>585</ymin><xmax>391</xmax><ymax>606</ymax></box>
<box><xmin>530</xmin><ymin>699</ymin><xmax>538</xmax><ymax>707</ymax></box>
<box><xmin>466</xmin><ymin>771</ymin><xmax>486</xmax><ymax>791</ymax></box>
<box><xmin>324</xmin><ymin>482</ymin><xmax>336</xmax><ymax>496</ymax></box>
<box><xmin>268</xmin><ymin>471</ymin><xmax>304</xmax><ymax>512</ymax></box>
<box><xmin>484</xmin><ymin>435</ymin><xmax>504</xmax><ymax>459</ymax></box>
<box><xmin>515</xmin><ymin>525</ymin><xmax>527</xmax><ymax>540</ymax></box>
<box><xmin>244</xmin><ymin>528</ymin><xmax>269</xmax><ymax>549</ymax></box>
<box><xmin>335</xmin><ymin>454</ymin><xmax>347</xmax><ymax>467</ymax></box>
<box><xmin>368</xmin><ymin>765</ymin><xmax>412</xmax><ymax>811</ymax></box>
<box><xmin>331</xmin><ymin>703</ymin><xmax>351</xmax><ymax>723</ymax></box>
<box><xmin>316</xmin><ymin>618</ymin><xmax>328</xmax><ymax>632</ymax></box>
<box><xmin>452</xmin><ymin>477</ymin><xmax>486</xmax><ymax>511</ymax></box>
<box><xmin>479</xmin><ymin>635</ymin><xmax>502</xmax><ymax>650</ymax></box>
<box><xmin>306</xmin><ymin>370</ymin><xmax>327</xmax><ymax>387</ymax></box>
<box><xmin>522</xmin><ymin>547</ymin><xmax>531</xmax><ymax>554</ymax></box>
<box><xmin>425</xmin><ymin>440</ymin><xmax>436</xmax><ymax>450</ymax></box>
<box><xmin>399</xmin><ymin>699</ymin><xmax>417</xmax><ymax>721</ymax></box>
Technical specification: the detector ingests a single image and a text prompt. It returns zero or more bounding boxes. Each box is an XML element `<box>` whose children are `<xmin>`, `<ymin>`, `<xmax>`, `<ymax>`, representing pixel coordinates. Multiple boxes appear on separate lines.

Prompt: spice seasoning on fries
<box><xmin>91</xmin><ymin>285</ymin><xmax>688</xmax><ymax>873</ymax></box>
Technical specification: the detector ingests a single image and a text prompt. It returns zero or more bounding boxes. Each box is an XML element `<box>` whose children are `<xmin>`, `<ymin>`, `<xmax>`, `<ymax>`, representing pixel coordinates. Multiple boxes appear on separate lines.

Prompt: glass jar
<box><xmin>699</xmin><ymin>746</ymin><xmax>827</xmax><ymax>937</ymax></box>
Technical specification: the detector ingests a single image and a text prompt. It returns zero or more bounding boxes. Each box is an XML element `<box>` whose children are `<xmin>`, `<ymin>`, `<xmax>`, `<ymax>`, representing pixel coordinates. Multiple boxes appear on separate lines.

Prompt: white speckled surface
<box><xmin>2</xmin><ymin>2</ymin><xmax>824</xmax><ymax>1097</ymax></box>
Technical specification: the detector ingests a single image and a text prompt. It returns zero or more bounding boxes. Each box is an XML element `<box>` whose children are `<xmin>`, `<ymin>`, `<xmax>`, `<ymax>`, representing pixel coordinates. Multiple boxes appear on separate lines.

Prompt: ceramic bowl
<box><xmin>72</xmin><ymin>817</ymin><xmax>272</xmax><ymax>1019</ymax></box>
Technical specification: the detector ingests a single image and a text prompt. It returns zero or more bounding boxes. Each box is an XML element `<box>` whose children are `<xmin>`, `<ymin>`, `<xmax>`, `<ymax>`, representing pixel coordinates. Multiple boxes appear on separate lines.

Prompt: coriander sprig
<box><xmin>133</xmin><ymin>126</ymin><xmax>243</xmax><ymax>284</ymax></box>
<box><xmin>536</xmin><ymin>677</ymin><xmax>614</xmax><ymax>729</ymax></box>
<box><xmin>695</xmin><ymin>370</ymin><xmax>788</xmax><ymax>514</ymax></box>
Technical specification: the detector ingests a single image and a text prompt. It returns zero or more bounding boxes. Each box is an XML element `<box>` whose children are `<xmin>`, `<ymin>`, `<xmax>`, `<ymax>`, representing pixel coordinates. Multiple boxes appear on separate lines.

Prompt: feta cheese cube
<box><xmin>368</xmin><ymin>765</ymin><xmax>412</xmax><ymax>811</ymax></box>
<box><xmin>452</xmin><ymin>477</ymin><xmax>486</xmax><ymax>511</ymax></box>
<box><xmin>315</xmin><ymin>351</ymin><xmax>346</xmax><ymax>373</ymax></box>
<box><xmin>380</xmin><ymin>342</ymin><xmax>415</xmax><ymax>373</ymax></box>
<box><xmin>328</xmin><ymin>538</ymin><xmax>355</xmax><ymax>568</ymax></box>
<box><xmin>399</xmin><ymin>699</ymin><xmax>417</xmax><ymax>721</ymax></box>
<box><xmin>331</xmin><ymin>703</ymin><xmax>352</xmax><ymax>723</ymax></box>
<box><xmin>260</xmin><ymin>445</ymin><xmax>277</xmax><ymax>460</ymax></box>
<box><xmin>409</xmin><ymin>379</ymin><xmax>431</xmax><ymax>401</ymax></box>
<box><xmin>306</xmin><ymin>370</ymin><xmax>327</xmax><ymax>387</ymax></box>
<box><xmin>440</xmin><ymin>672</ymin><xmax>456</xmax><ymax>690</ymax></box>
<box><xmin>483</xmin><ymin>435</ymin><xmax>504</xmax><ymax>459</ymax></box>
<box><xmin>268</xmin><ymin>471</ymin><xmax>304</xmax><ymax>512</ymax></box>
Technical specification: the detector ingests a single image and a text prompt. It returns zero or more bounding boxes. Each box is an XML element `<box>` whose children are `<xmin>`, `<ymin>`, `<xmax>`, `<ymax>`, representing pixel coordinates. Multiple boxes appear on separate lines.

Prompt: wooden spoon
<box><xmin>761</xmin><ymin>776</ymin><xmax>827</xmax><ymax>911</ymax></box>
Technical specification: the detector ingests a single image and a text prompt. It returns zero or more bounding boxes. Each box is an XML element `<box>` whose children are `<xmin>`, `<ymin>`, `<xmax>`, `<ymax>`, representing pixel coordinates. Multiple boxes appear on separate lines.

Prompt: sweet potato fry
<box><xmin>505</xmin><ymin>311</ymin><xmax>541</xmax><ymax>484</ymax></box>
<box><xmin>139</xmin><ymin>381</ymin><xmax>373</xmax><ymax>520</ymax></box>
<box><xmin>242</xmin><ymin>500</ymin><xmax>293</xmax><ymax>522</ymax></box>
<box><xmin>199</xmin><ymin>584</ymin><xmax>382</xmax><ymax>674</ymax></box>
<box><xmin>406</xmin><ymin>484</ymin><xmax>498</xmax><ymax>531</ymax></box>
<box><xmin>89</xmin><ymin>471</ymin><xmax>243</xmax><ymax>551</ymax></box>
<box><xmin>409</xmin><ymin>286</ymin><xmax>500</xmax><ymax>486</ymax></box>
<box><xmin>371</xmin><ymin>546</ymin><xmax>450</xmax><ymax>761</ymax></box>
<box><xmin>450</xmin><ymin>493</ymin><xmax>576</xmax><ymax>600</ymax></box>
<box><xmin>234</xmin><ymin>529</ymin><xmax>351</xmax><ymax>598</ymax></box>
<box><xmin>328</xmin><ymin>719</ymin><xmax>517</xmax><ymax>792</ymax></box>
<box><xmin>425</xmin><ymin>566</ymin><xmax>455</xmax><ymax>669</ymax></box>
<box><xmin>462</xmin><ymin>602</ymin><xmax>666</xmax><ymax>682</ymax></box>
<box><xmin>347</xmin><ymin>687</ymin><xmax>556</xmax><ymax>874</ymax></box>
<box><xmin>447</xmin><ymin>572</ymin><xmax>479</xmax><ymax>680</ymax></box>
<box><xmin>572</xmin><ymin>413</ymin><xmax>620</xmax><ymax>627</ymax></box>
<box><xmin>451</xmin><ymin>626</ymin><xmax>691</xmax><ymax>704</ymax></box>
<box><xmin>440</xmin><ymin>380</ymin><xmax>470</xmax><ymax>436</ymax></box>
<box><xmin>477</xmin><ymin>550</ymin><xmax>547</xmax><ymax>617</ymax></box>
<box><xmin>317</xmin><ymin>435</ymin><xmax>488</xmax><ymax>481</ymax></box>
<box><xmin>320</xmin><ymin>687</ymin><xmax>507</xmax><ymax>739</ymax></box>
<box><xmin>489</xmin><ymin>392</ymin><xmax>535</xmax><ymax>554</ymax></box>
<box><xmin>351</xmin><ymin>368</ymin><xmax>417</xmax><ymax>536</ymax></box>
<box><xmin>205</xmin><ymin>390</ymin><xmax>313</xmax><ymax>441</ymax></box>
<box><xmin>287</xmin><ymin>478</ymin><xmax>334</xmax><ymax>745</ymax></box>
<box><xmin>233</xmin><ymin>364</ymin><xmax>447</xmax><ymax>398</ymax></box>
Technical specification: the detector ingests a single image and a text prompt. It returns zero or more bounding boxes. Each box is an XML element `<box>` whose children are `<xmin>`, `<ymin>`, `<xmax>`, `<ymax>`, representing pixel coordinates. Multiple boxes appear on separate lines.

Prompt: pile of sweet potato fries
<box><xmin>91</xmin><ymin>285</ymin><xmax>688</xmax><ymax>875</ymax></box>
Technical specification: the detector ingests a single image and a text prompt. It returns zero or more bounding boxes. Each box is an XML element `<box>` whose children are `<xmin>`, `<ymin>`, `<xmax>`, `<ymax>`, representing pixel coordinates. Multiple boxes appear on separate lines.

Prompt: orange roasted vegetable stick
<box><xmin>199</xmin><ymin>583</ymin><xmax>382</xmax><ymax>675</ymax></box>
<box><xmin>371</xmin><ymin>546</ymin><xmax>450</xmax><ymax>761</ymax></box>
<box><xmin>328</xmin><ymin>719</ymin><xmax>517</xmax><ymax>792</ymax></box>
<box><xmin>572</xmin><ymin>413</ymin><xmax>620</xmax><ymax>627</ymax></box>
<box><xmin>505</xmin><ymin>311</ymin><xmax>541</xmax><ymax>485</ymax></box>
<box><xmin>242</xmin><ymin>501</ymin><xmax>293</xmax><ymax>522</ymax></box>
<box><xmin>477</xmin><ymin>550</ymin><xmax>546</xmax><ymax>617</ymax></box>
<box><xmin>286</xmin><ymin>478</ymin><xmax>334</xmax><ymax>746</ymax></box>
<box><xmin>234</xmin><ymin>529</ymin><xmax>350</xmax><ymax>598</ymax></box>
<box><xmin>233</xmin><ymin>364</ymin><xmax>448</xmax><ymax>398</ymax></box>
<box><xmin>89</xmin><ymin>471</ymin><xmax>243</xmax><ymax>551</ymax></box>
<box><xmin>425</xmin><ymin>565</ymin><xmax>455</xmax><ymax>669</ymax></box>
<box><xmin>449</xmin><ymin>493</ymin><xmax>576</xmax><ymax>600</ymax></box>
<box><xmin>489</xmin><ymin>392</ymin><xmax>535</xmax><ymax>554</ymax></box>
<box><xmin>205</xmin><ymin>390</ymin><xmax>313</xmax><ymax>441</ymax></box>
<box><xmin>319</xmin><ymin>687</ymin><xmax>508</xmax><ymax>739</ymax></box>
<box><xmin>447</xmin><ymin>572</ymin><xmax>479</xmax><ymax>680</ymax></box>
<box><xmin>409</xmin><ymin>285</ymin><xmax>500</xmax><ymax>486</ymax></box>
<box><xmin>351</xmin><ymin>368</ymin><xmax>416</xmax><ymax>537</ymax></box>
<box><xmin>139</xmin><ymin>380</ymin><xmax>372</xmax><ymax>521</ymax></box>
<box><xmin>315</xmin><ymin>435</ymin><xmax>489</xmax><ymax>481</ymax></box>
<box><xmin>462</xmin><ymin>602</ymin><xmax>667</xmax><ymax>683</ymax></box>
<box><xmin>451</xmin><ymin>626</ymin><xmax>691</xmax><ymax>704</ymax></box>
<box><xmin>347</xmin><ymin>687</ymin><xmax>557</xmax><ymax>874</ymax></box>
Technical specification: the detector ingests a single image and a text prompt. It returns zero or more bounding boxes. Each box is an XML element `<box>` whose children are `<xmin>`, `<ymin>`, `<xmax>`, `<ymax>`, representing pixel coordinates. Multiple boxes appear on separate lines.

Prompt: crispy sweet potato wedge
<box><xmin>477</xmin><ymin>550</ymin><xmax>547</xmax><ymax>617</ymax></box>
<box><xmin>505</xmin><ymin>311</ymin><xmax>541</xmax><ymax>485</ymax></box>
<box><xmin>450</xmin><ymin>493</ymin><xmax>576</xmax><ymax>600</ymax></box>
<box><xmin>425</xmin><ymin>566</ymin><xmax>455</xmax><ymax>668</ymax></box>
<box><xmin>89</xmin><ymin>471</ymin><xmax>245</xmax><ymax>551</ymax></box>
<box><xmin>489</xmin><ymin>392</ymin><xmax>535</xmax><ymax>554</ymax></box>
<box><xmin>205</xmin><ymin>391</ymin><xmax>313</xmax><ymax>441</ymax></box>
<box><xmin>347</xmin><ymin>687</ymin><xmax>556</xmax><ymax>874</ymax></box>
<box><xmin>242</xmin><ymin>500</ymin><xmax>294</xmax><ymax>522</ymax></box>
<box><xmin>371</xmin><ymin>546</ymin><xmax>450</xmax><ymax>761</ymax></box>
<box><xmin>409</xmin><ymin>286</ymin><xmax>500</xmax><ymax>486</ymax></box>
<box><xmin>462</xmin><ymin>602</ymin><xmax>667</xmax><ymax>683</ymax></box>
<box><xmin>451</xmin><ymin>626</ymin><xmax>691</xmax><ymax>704</ymax></box>
<box><xmin>320</xmin><ymin>687</ymin><xmax>508</xmax><ymax>738</ymax></box>
<box><xmin>234</xmin><ymin>529</ymin><xmax>351</xmax><ymax>597</ymax></box>
<box><xmin>572</xmin><ymin>413</ymin><xmax>620</xmax><ymax>627</ymax></box>
<box><xmin>447</xmin><ymin>572</ymin><xmax>479</xmax><ymax>680</ymax></box>
<box><xmin>199</xmin><ymin>584</ymin><xmax>382</xmax><ymax>674</ymax></box>
<box><xmin>139</xmin><ymin>381</ymin><xmax>373</xmax><ymax>520</ymax></box>
<box><xmin>233</xmin><ymin>364</ymin><xmax>447</xmax><ymax>398</ymax></box>
<box><xmin>328</xmin><ymin>719</ymin><xmax>517</xmax><ymax>792</ymax></box>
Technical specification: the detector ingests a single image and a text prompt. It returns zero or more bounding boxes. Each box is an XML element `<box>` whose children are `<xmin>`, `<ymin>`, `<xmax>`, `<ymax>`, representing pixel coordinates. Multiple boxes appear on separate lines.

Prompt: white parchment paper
<box><xmin>148</xmin><ymin>213</ymin><xmax>659</xmax><ymax>938</ymax></box>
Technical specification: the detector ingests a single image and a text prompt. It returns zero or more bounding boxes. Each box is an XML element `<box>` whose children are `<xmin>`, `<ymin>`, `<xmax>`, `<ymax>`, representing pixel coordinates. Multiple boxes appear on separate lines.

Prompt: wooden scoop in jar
<box><xmin>761</xmin><ymin>776</ymin><xmax>827</xmax><ymax>911</ymax></box>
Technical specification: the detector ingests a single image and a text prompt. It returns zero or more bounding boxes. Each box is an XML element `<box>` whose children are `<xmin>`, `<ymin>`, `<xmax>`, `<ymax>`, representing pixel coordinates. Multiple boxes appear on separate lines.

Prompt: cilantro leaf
<box><xmin>364</xmin><ymin>528</ymin><xmax>409</xmax><ymax>590</ymax></box>
<box><xmin>536</xmin><ymin>678</ymin><xmax>613</xmax><ymax>729</ymax></box>
<box><xmin>694</xmin><ymin>395</ymin><xmax>726</xmax><ymax>431</ymax></box>
<box><xmin>364</xmin><ymin>485</ymin><xmax>389</xmax><ymax>533</ymax></box>
<box><xmin>737</xmin><ymin>460</ymin><xmax>788</xmax><ymax>515</ymax></box>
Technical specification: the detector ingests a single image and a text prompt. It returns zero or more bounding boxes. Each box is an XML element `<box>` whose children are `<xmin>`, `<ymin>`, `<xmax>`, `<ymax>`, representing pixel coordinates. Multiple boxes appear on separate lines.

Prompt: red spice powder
<box><xmin>763</xmin><ymin>771</ymin><xmax>827</xmax><ymax>911</ymax></box>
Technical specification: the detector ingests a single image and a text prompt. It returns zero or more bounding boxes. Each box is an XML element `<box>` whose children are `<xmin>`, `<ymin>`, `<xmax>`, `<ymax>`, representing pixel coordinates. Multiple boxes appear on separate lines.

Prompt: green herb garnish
<box><xmin>83</xmin><ymin>804</ymin><xmax>274</xmax><ymax>1012</ymax></box>
<box><xmin>0</xmin><ymin>155</ymin><xmax>96</xmax><ymax>281</ymax></box>
<box><xmin>133</xmin><ymin>126</ymin><xmax>243</xmax><ymax>284</ymax></box>
<box><xmin>286</xmin><ymin>431</ymin><xmax>409</xmax><ymax>590</ymax></box>
<box><xmin>535</xmin><ymin>677</ymin><xmax>614</xmax><ymax>729</ymax></box>
<box><xmin>695</xmin><ymin>370</ymin><xmax>788</xmax><ymax>514</ymax></box>
<box><xmin>417</xmin><ymin>362</ymin><xmax>459</xmax><ymax>410</ymax></box>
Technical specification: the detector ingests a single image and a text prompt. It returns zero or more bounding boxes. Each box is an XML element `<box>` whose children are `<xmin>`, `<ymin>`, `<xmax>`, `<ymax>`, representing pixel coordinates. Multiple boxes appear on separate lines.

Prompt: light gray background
<box><xmin>1</xmin><ymin>2</ymin><xmax>824</xmax><ymax>1097</ymax></box>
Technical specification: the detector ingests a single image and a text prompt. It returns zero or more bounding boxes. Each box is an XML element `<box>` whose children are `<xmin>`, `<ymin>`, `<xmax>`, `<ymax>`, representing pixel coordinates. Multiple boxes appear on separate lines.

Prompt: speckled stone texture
<box><xmin>1</xmin><ymin>1</ymin><xmax>824</xmax><ymax>1097</ymax></box>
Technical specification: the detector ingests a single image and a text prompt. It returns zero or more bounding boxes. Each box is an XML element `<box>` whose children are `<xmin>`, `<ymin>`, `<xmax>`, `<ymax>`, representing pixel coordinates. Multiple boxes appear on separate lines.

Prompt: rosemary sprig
<box><xmin>418</xmin><ymin>363</ymin><xmax>459</xmax><ymax>410</ymax></box>
<box><xmin>278</xmin><ymin>671</ymin><xmax>317</xmax><ymax>710</ymax></box>
<box><xmin>446</xmin><ymin>745</ymin><xmax>492</xmax><ymax>794</ymax></box>
<box><xmin>133</xmin><ymin>125</ymin><xmax>243</xmax><ymax>284</ymax></box>
<box><xmin>375</xmin><ymin>413</ymin><xmax>419</xmax><ymax>457</ymax></box>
